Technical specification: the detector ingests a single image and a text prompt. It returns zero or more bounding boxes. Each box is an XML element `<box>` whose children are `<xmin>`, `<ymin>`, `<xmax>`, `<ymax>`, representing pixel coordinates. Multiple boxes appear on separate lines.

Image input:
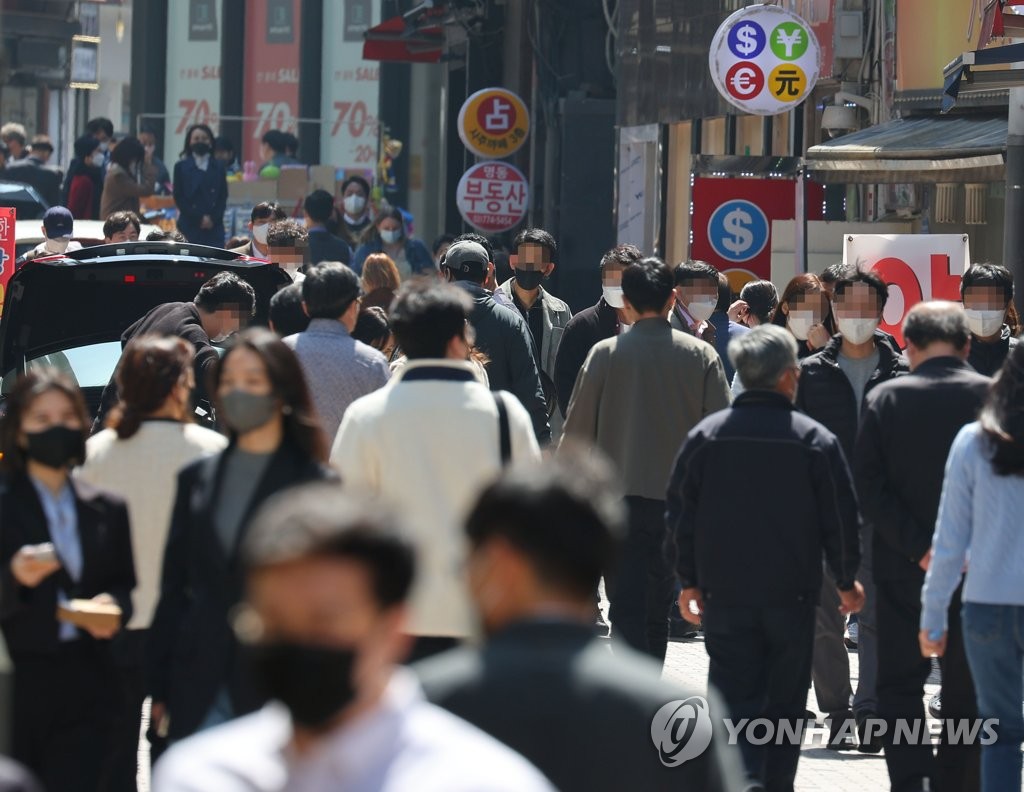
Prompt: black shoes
<box><xmin>856</xmin><ymin>714</ymin><xmax>884</xmax><ymax>754</ymax></box>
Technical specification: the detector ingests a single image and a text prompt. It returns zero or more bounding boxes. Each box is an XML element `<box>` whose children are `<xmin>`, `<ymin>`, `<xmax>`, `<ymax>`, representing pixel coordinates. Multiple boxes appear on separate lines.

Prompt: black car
<box><xmin>0</xmin><ymin>241</ymin><xmax>289</xmax><ymax>416</ymax></box>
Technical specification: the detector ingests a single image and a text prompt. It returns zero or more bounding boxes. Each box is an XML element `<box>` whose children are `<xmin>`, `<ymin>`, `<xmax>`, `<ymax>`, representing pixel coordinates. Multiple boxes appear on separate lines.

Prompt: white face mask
<box><xmin>91</xmin><ymin>152</ymin><xmax>105</xmax><ymax>167</ymax></box>
<box><xmin>44</xmin><ymin>237</ymin><xmax>71</xmax><ymax>254</ymax></box>
<box><xmin>98</xmin><ymin>141</ymin><xmax>110</xmax><ymax>152</ymax></box>
<box><xmin>836</xmin><ymin>316</ymin><xmax>878</xmax><ymax>345</ymax></box>
<box><xmin>686</xmin><ymin>298</ymin><xmax>717</xmax><ymax>323</ymax></box>
<box><xmin>380</xmin><ymin>228</ymin><xmax>402</xmax><ymax>245</ymax></box>
<box><xmin>963</xmin><ymin>308</ymin><xmax>1005</xmax><ymax>338</ymax></box>
<box><xmin>252</xmin><ymin>224</ymin><xmax>269</xmax><ymax>245</ymax></box>
<box><xmin>787</xmin><ymin>310</ymin><xmax>817</xmax><ymax>341</ymax></box>
<box><xmin>603</xmin><ymin>285</ymin><xmax>625</xmax><ymax>309</ymax></box>
<box><xmin>343</xmin><ymin>194</ymin><xmax>366</xmax><ymax>216</ymax></box>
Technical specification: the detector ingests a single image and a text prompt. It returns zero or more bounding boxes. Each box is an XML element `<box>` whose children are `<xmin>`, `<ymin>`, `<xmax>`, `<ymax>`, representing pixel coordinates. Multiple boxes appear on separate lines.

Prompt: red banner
<box><xmin>242</xmin><ymin>0</ymin><xmax>302</xmax><ymax>165</ymax></box>
<box><xmin>0</xmin><ymin>207</ymin><xmax>15</xmax><ymax>318</ymax></box>
<box><xmin>690</xmin><ymin>177</ymin><xmax>823</xmax><ymax>290</ymax></box>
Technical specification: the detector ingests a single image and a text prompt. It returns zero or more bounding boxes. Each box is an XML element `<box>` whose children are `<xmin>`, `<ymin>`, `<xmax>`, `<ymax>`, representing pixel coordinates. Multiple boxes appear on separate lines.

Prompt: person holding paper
<box><xmin>0</xmin><ymin>369</ymin><xmax>135</xmax><ymax>792</ymax></box>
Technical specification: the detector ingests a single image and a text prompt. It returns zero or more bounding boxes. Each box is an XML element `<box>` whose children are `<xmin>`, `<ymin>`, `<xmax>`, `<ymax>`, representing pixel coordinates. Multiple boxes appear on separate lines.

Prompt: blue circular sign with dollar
<box><xmin>708</xmin><ymin>200</ymin><xmax>769</xmax><ymax>263</ymax></box>
<box><xmin>709</xmin><ymin>4</ymin><xmax>820</xmax><ymax>116</ymax></box>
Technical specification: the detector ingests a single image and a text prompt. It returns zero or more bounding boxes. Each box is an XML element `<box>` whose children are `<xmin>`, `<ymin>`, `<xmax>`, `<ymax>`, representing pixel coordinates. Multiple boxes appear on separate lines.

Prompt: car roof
<box><xmin>0</xmin><ymin>242</ymin><xmax>289</xmax><ymax>372</ymax></box>
<box><xmin>15</xmin><ymin>218</ymin><xmax>161</xmax><ymax>245</ymax></box>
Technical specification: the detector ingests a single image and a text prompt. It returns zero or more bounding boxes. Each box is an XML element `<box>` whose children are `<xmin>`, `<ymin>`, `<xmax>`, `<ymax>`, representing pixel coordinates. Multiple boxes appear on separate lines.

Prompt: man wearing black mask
<box><xmin>153</xmin><ymin>485</ymin><xmax>554</xmax><ymax>792</ymax></box>
<box><xmin>498</xmin><ymin>229</ymin><xmax>572</xmax><ymax>434</ymax></box>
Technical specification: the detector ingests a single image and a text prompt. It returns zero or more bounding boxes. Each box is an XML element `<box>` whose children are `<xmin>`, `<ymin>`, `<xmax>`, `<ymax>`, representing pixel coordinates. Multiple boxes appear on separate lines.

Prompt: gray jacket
<box><xmin>497</xmin><ymin>279</ymin><xmax>572</xmax><ymax>385</ymax></box>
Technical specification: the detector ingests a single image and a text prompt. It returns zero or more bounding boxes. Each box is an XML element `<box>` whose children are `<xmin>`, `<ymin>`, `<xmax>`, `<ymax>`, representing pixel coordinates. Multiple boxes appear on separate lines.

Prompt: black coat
<box><xmin>0</xmin><ymin>473</ymin><xmax>134</xmax><ymax>658</ymax></box>
<box><xmin>967</xmin><ymin>325</ymin><xmax>1019</xmax><ymax>377</ymax></box>
<box><xmin>452</xmin><ymin>280</ymin><xmax>550</xmax><ymax>443</ymax></box>
<box><xmin>854</xmin><ymin>357</ymin><xmax>991</xmax><ymax>581</ymax></box>
<box><xmin>667</xmin><ymin>391</ymin><xmax>861</xmax><ymax>605</ymax></box>
<box><xmin>795</xmin><ymin>332</ymin><xmax>909</xmax><ymax>461</ymax></box>
<box><xmin>94</xmin><ymin>302</ymin><xmax>218</xmax><ymax>432</ymax></box>
<box><xmin>146</xmin><ymin>442</ymin><xmax>335</xmax><ymax>739</ymax></box>
<box><xmin>416</xmin><ymin>619</ymin><xmax>746</xmax><ymax>792</ymax></box>
<box><xmin>306</xmin><ymin>227</ymin><xmax>352</xmax><ymax>266</ymax></box>
<box><xmin>553</xmin><ymin>298</ymin><xmax>619</xmax><ymax>418</ymax></box>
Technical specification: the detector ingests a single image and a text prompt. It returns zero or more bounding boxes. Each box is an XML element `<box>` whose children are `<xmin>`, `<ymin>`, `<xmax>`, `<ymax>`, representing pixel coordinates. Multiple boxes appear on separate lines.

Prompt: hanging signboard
<box><xmin>457</xmin><ymin>88</ymin><xmax>530</xmax><ymax>160</ymax></box>
<box><xmin>456</xmin><ymin>162</ymin><xmax>529</xmax><ymax>233</ymax></box>
<box><xmin>0</xmin><ymin>207</ymin><xmax>16</xmax><ymax>318</ymax></box>
<box><xmin>709</xmin><ymin>4</ymin><xmax>821</xmax><ymax>116</ymax></box>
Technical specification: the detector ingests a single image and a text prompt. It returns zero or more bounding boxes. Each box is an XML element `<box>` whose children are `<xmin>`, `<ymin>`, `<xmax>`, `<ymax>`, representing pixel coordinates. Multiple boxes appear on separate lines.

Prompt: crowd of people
<box><xmin>1</xmin><ymin>211</ymin><xmax>1023</xmax><ymax>792</ymax></box>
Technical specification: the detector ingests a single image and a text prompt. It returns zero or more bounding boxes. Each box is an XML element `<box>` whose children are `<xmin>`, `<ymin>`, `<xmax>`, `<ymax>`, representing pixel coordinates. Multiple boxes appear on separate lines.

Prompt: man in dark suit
<box><xmin>303</xmin><ymin>189</ymin><xmax>351</xmax><ymax>266</ymax></box>
<box><xmin>855</xmin><ymin>301</ymin><xmax>990</xmax><ymax>792</ymax></box>
<box><xmin>416</xmin><ymin>452</ymin><xmax>746</xmax><ymax>792</ymax></box>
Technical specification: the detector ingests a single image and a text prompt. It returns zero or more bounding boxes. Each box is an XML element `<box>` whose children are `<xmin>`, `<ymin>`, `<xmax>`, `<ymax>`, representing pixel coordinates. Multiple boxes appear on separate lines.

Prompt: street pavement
<box><xmin>662</xmin><ymin>631</ymin><xmax>940</xmax><ymax>791</ymax></box>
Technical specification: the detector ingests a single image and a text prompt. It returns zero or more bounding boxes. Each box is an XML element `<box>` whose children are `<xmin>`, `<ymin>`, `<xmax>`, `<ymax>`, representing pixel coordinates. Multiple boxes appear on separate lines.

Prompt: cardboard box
<box><xmin>227</xmin><ymin>179</ymin><xmax>279</xmax><ymax>205</ymax></box>
<box><xmin>277</xmin><ymin>166</ymin><xmax>310</xmax><ymax>202</ymax></box>
<box><xmin>309</xmin><ymin>165</ymin><xmax>338</xmax><ymax>194</ymax></box>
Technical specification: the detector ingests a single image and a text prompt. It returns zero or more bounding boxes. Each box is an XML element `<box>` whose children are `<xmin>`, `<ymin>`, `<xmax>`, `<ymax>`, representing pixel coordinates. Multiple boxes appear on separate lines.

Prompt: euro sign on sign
<box><xmin>709</xmin><ymin>4</ymin><xmax>820</xmax><ymax>116</ymax></box>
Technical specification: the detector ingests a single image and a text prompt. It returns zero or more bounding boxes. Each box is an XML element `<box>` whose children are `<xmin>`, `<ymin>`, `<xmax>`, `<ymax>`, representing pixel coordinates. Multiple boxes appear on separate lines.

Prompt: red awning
<box><xmin>362</xmin><ymin>12</ymin><xmax>445</xmax><ymax>64</ymax></box>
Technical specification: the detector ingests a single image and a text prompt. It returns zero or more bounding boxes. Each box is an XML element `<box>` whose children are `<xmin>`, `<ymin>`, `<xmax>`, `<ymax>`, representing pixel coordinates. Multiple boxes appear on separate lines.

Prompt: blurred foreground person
<box><xmin>668</xmin><ymin>325</ymin><xmax>863</xmax><ymax>792</ymax></box>
<box><xmin>0</xmin><ymin>370</ymin><xmax>135</xmax><ymax>792</ymax></box>
<box><xmin>417</xmin><ymin>452</ymin><xmax>747</xmax><ymax>792</ymax></box>
<box><xmin>152</xmin><ymin>485</ymin><xmax>554</xmax><ymax>792</ymax></box>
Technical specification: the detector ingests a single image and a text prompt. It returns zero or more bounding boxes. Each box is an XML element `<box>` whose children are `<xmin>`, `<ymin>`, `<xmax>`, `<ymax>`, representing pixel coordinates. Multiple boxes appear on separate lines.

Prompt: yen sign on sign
<box><xmin>708</xmin><ymin>200</ymin><xmax>769</xmax><ymax>264</ymax></box>
<box><xmin>708</xmin><ymin>4</ymin><xmax>820</xmax><ymax>116</ymax></box>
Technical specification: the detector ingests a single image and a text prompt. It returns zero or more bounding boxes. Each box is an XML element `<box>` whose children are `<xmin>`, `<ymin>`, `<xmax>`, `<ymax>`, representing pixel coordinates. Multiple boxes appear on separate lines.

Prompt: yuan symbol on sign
<box><xmin>773</xmin><ymin>68</ymin><xmax>802</xmax><ymax>97</ymax></box>
<box><xmin>775</xmin><ymin>28</ymin><xmax>803</xmax><ymax>59</ymax></box>
<box><xmin>734</xmin><ymin>24</ymin><xmax>760</xmax><ymax>56</ymax></box>
<box><xmin>483</xmin><ymin>99</ymin><xmax>512</xmax><ymax>134</ymax></box>
<box><xmin>722</xmin><ymin>208</ymin><xmax>755</xmax><ymax>257</ymax></box>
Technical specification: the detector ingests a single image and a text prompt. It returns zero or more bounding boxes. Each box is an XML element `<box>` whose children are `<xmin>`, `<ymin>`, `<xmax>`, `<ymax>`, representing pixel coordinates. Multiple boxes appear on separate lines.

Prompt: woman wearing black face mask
<box><xmin>0</xmin><ymin>369</ymin><xmax>135</xmax><ymax>792</ymax></box>
<box><xmin>172</xmin><ymin>123</ymin><xmax>228</xmax><ymax>248</ymax></box>
<box><xmin>147</xmin><ymin>328</ymin><xmax>335</xmax><ymax>744</ymax></box>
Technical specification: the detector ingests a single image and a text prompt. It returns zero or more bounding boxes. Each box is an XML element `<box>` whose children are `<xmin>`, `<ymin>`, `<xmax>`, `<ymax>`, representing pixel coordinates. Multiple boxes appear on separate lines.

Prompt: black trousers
<box><xmin>13</xmin><ymin>641</ymin><xmax>117</xmax><ymax>792</ymax></box>
<box><xmin>405</xmin><ymin>636</ymin><xmax>461</xmax><ymax>664</ymax></box>
<box><xmin>876</xmin><ymin>577</ymin><xmax>979</xmax><ymax>792</ymax></box>
<box><xmin>703</xmin><ymin>597</ymin><xmax>816</xmax><ymax>792</ymax></box>
<box><xmin>105</xmin><ymin>630</ymin><xmax>147</xmax><ymax>792</ymax></box>
<box><xmin>607</xmin><ymin>496</ymin><xmax>673</xmax><ymax>662</ymax></box>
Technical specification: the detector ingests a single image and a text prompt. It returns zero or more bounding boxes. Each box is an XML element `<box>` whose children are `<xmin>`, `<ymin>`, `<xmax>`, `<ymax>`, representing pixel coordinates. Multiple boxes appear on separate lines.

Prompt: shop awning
<box><xmin>805</xmin><ymin>116</ymin><xmax>1007</xmax><ymax>184</ymax></box>
<box><xmin>362</xmin><ymin>7</ymin><xmax>446</xmax><ymax>63</ymax></box>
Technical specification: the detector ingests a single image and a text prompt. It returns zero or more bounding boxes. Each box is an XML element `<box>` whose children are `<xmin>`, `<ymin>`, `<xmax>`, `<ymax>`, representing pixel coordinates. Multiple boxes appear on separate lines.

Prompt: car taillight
<box><xmin>124</xmin><ymin>274</ymin><xmax>136</xmax><ymax>283</ymax></box>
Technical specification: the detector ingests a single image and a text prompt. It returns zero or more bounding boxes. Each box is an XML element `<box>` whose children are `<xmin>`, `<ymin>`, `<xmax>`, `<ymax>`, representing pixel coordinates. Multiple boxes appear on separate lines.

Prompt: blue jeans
<box><xmin>962</xmin><ymin>602</ymin><xmax>1024</xmax><ymax>792</ymax></box>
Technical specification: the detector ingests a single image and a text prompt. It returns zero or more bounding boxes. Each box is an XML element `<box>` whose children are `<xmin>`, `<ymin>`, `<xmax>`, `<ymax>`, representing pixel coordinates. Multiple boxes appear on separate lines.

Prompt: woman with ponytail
<box><xmin>920</xmin><ymin>341</ymin><xmax>1024</xmax><ymax>792</ymax></box>
<box><xmin>76</xmin><ymin>334</ymin><xmax>226</xmax><ymax>779</ymax></box>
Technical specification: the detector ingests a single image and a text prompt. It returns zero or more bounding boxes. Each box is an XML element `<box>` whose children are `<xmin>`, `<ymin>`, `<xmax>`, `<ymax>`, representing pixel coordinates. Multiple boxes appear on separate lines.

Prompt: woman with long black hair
<box><xmin>0</xmin><ymin>369</ymin><xmax>135</xmax><ymax>791</ymax></box>
<box><xmin>172</xmin><ymin>123</ymin><xmax>228</xmax><ymax>247</ymax></box>
<box><xmin>921</xmin><ymin>342</ymin><xmax>1024</xmax><ymax>792</ymax></box>
<box><xmin>147</xmin><ymin>328</ymin><xmax>334</xmax><ymax>743</ymax></box>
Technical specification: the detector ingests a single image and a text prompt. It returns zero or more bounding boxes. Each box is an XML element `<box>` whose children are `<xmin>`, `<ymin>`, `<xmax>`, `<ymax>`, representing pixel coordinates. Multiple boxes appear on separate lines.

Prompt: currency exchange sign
<box><xmin>709</xmin><ymin>4</ymin><xmax>820</xmax><ymax>116</ymax></box>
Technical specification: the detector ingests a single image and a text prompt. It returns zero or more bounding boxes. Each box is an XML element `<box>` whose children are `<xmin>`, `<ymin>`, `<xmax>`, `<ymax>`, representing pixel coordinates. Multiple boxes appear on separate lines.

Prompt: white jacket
<box><xmin>330</xmin><ymin>359</ymin><xmax>541</xmax><ymax>637</ymax></box>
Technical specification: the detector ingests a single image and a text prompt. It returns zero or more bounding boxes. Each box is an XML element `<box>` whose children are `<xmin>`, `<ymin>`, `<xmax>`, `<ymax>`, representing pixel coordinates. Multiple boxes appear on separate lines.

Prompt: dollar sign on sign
<box><xmin>722</xmin><ymin>209</ymin><xmax>754</xmax><ymax>256</ymax></box>
<box><xmin>734</xmin><ymin>24</ymin><xmax>759</xmax><ymax>57</ymax></box>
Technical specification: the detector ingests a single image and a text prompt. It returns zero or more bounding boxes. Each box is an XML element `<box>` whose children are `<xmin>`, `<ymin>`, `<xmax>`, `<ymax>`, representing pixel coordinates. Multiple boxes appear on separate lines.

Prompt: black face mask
<box><xmin>248</xmin><ymin>641</ymin><xmax>359</xmax><ymax>730</ymax></box>
<box><xmin>515</xmin><ymin>270</ymin><xmax>545</xmax><ymax>291</ymax></box>
<box><xmin>191</xmin><ymin>142</ymin><xmax>212</xmax><ymax>157</ymax></box>
<box><xmin>24</xmin><ymin>426</ymin><xmax>85</xmax><ymax>469</ymax></box>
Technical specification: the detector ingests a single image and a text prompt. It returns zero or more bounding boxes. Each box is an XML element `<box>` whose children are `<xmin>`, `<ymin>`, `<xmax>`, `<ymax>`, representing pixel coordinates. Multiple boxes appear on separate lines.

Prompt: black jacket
<box><xmin>667</xmin><ymin>391</ymin><xmax>861</xmax><ymax>605</ymax></box>
<box><xmin>968</xmin><ymin>325</ymin><xmax>1019</xmax><ymax>377</ymax></box>
<box><xmin>0</xmin><ymin>473</ymin><xmax>134</xmax><ymax>658</ymax></box>
<box><xmin>553</xmin><ymin>298</ymin><xmax>619</xmax><ymax>418</ymax></box>
<box><xmin>306</xmin><ymin>227</ymin><xmax>352</xmax><ymax>266</ymax></box>
<box><xmin>146</xmin><ymin>442</ymin><xmax>334</xmax><ymax>739</ymax></box>
<box><xmin>854</xmin><ymin>357</ymin><xmax>990</xmax><ymax>581</ymax></box>
<box><xmin>1</xmin><ymin>159</ymin><xmax>62</xmax><ymax>208</ymax></box>
<box><xmin>94</xmin><ymin>302</ymin><xmax>219</xmax><ymax>432</ymax></box>
<box><xmin>417</xmin><ymin>619</ymin><xmax>746</xmax><ymax>792</ymax></box>
<box><xmin>795</xmin><ymin>332</ymin><xmax>909</xmax><ymax>461</ymax></box>
<box><xmin>452</xmin><ymin>280</ymin><xmax>550</xmax><ymax>443</ymax></box>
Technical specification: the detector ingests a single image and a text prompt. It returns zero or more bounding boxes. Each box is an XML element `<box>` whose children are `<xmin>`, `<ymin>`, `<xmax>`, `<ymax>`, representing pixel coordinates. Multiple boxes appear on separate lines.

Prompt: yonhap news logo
<box><xmin>650</xmin><ymin>697</ymin><xmax>714</xmax><ymax>767</ymax></box>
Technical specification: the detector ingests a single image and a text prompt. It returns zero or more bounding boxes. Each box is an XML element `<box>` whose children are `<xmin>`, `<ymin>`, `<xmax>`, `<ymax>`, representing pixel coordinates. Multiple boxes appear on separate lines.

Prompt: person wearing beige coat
<box><xmin>99</xmin><ymin>135</ymin><xmax>157</xmax><ymax>219</ymax></box>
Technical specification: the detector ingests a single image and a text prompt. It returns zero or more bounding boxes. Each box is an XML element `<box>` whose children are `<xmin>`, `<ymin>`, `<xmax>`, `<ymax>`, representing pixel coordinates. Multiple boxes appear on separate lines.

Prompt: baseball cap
<box><xmin>442</xmin><ymin>240</ymin><xmax>489</xmax><ymax>274</ymax></box>
<box><xmin>43</xmin><ymin>206</ymin><xmax>75</xmax><ymax>239</ymax></box>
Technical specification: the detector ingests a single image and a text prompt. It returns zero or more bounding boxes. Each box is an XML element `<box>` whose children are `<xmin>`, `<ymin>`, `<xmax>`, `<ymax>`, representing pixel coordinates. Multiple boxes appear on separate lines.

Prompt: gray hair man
<box><xmin>854</xmin><ymin>300</ymin><xmax>990</xmax><ymax>792</ymax></box>
<box><xmin>666</xmin><ymin>324</ymin><xmax>864</xmax><ymax>791</ymax></box>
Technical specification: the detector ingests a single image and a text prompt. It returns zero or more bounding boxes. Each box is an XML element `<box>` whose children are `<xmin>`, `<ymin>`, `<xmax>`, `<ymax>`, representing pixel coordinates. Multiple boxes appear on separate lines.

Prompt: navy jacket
<box><xmin>967</xmin><ymin>325</ymin><xmax>1019</xmax><ymax>377</ymax></box>
<box><xmin>173</xmin><ymin>157</ymin><xmax>227</xmax><ymax>247</ymax></box>
<box><xmin>351</xmin><ymin>237</ymin><xmax>434</xmax><ymax>276</ymax></box>
<box><xmin>667</xmin><ymin>391</ymin><xmax>861</xmax><ymax>606</ymax></box>
<box><xmin>306</xmin><ymin>227</ymin><xmax>352</xmax><ymax>266</ymax></box>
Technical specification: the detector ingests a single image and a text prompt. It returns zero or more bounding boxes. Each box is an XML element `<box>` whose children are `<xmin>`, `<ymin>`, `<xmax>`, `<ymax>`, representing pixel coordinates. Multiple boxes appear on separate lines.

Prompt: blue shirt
<box><xmin>921</xmin><ymin>422</ymin><xmax>1024</xmax><ymax>632</ymax></box>
<box><xmin>30</xmin><ymin>477</ymin><xmax>82</xmax><ymax>641</ymax></box>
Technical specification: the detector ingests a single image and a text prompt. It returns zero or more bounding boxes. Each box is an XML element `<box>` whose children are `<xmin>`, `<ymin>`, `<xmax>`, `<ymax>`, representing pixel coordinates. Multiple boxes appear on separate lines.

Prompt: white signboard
<box><xmin>164</xmin><ymin>0</ymin><xmax>223</xmax><ymax>156</ymax></box>
<box><xmin>617</xmin><ymin>124</ymin><xmax>660</xmax><ymax>253</ymax></box>
<box><xmin>320</xmin><ymin>0</ymin><xmax>380</xmax><ymax>177</ymax></box>
<box><xmin>709</xmin><ymin>4</ymin><xmax>820</xmax><ymax>116</ymax></box>
<box><xmin>456</xmin><ymin>162</ymin><xmax>529</xmax><ymax>233</ymax></box>
<box><xmin>843</xmin><ymin>234</ymin><xmax>970</xmax><ymax>347</ymax></box>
